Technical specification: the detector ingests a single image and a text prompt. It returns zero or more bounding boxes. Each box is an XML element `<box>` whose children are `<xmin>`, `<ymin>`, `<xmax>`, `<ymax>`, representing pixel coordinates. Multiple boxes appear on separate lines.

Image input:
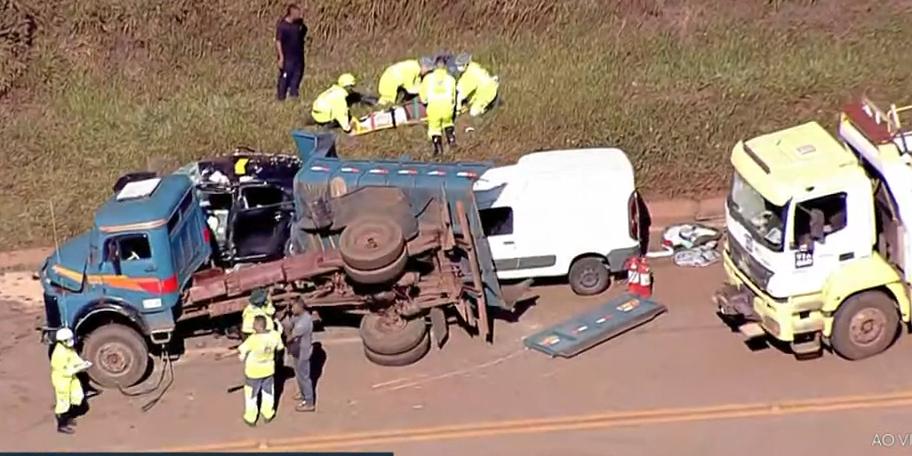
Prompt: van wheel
<box><xmin>359</xmin><ymin>313</ymin><xmax>428</xmax><ymax>356</ymax></box>
<box><xmin>568</xmin><ymin>256</ymin><xmax>610</xmax><ymax>296</ymax></box>
<box><xmin>831</xmin><ymin>291</ymin><xmax>900</xmax><ymax>360</ymax></box>
<box><xmin>82</xmin><ymin>324</ymin><xmax>149</xmax><ymax>388</ymax></box>
<box><xmin>340</xmin><ymin>216</ymin><xmax>406</xmax><ymax>270</ymax></box>
<box><xmin>364</xmin><ymin>333</ymin><xmax>430</xmax><ymax>367</ymax></box>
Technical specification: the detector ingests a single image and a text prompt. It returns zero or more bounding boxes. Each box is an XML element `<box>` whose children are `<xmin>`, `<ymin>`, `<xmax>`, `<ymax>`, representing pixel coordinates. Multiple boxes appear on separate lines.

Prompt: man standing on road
<box><xmin>275</xmin><ymin>3</ymin><xmax>307</xmax><ymax>101</ymax></box>
<box><xmin>238</xmin><ymin>316</ymin><xmax>284</xmax><ymax>426</ymax></box>
<box><xmin>287</xmin><ymin>301</ymin><xmax>316</xmax><ymax>412</ymax></box>
<box><xmin>419</xmin><ymin>55</ymin><xmax>458</xmax><ymax>155</ymax></box>
<box><xmin>50</xmin><ymin>328</ymin><xmax>90</xmax><ymax>434</ymax></box>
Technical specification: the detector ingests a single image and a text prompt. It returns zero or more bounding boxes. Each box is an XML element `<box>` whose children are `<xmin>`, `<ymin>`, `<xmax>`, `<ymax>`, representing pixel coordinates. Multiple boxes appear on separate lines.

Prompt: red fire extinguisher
<box><xmin>625</xmin><ymin>256</ymin><xmax>653</xmax><ymax>299</ymax></box>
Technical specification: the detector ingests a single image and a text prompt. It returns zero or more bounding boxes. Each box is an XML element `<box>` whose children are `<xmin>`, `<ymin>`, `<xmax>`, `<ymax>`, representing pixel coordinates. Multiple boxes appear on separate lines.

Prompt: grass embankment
<box><xmin>1</xmin><ymin>0</ymin><xmax>911</xmax><ymax>249</ymax></box>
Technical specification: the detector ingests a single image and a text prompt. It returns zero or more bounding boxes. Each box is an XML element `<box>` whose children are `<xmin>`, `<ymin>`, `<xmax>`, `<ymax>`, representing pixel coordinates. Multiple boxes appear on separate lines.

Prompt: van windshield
<box><xmin>728</xmin><ymin>172</ymin><xmax>786</xmax><ymax>251</ymax></box>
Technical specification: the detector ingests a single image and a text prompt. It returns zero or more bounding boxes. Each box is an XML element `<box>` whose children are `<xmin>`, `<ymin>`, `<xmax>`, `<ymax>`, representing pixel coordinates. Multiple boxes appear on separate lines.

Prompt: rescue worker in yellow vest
<box><xmin>238</xmin><ymin>315</ymin><xmax>284</xmax><ymax>426</ymax></box>
<box><xmin>50</xmin><ymin>328</ymin><xmax>90</xmax><ymax>434</ymax></box>
<box><xmin>419</xmin><ymin>56</ymin><xmax>458</xmax><ymax>155</ymax></box>
<box><xmin>242</xmin><ymin>288</ymin><xmax>277</xmax><ymax>337</ymax></box>
<box><xmin>454</xmin><ymin>53</ymin><xmax>499</xmax><ymax>118</ymax></box>
<box><xmin>377</xmin><ymin>58</ymin><xmax>433</xmax><ymax>106</ymax></box>
<box><xmin>310</xmin><ymin>73</ymin><xmax>358</xmax><ymax>133</ymax></box>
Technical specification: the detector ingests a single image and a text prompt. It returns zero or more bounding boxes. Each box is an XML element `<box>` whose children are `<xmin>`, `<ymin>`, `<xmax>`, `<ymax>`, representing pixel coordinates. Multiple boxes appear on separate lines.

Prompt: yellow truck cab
<box><xmin>716</xmin><ymin>98</ymin><xmax>912</xmax><ymax>360</ymax></box>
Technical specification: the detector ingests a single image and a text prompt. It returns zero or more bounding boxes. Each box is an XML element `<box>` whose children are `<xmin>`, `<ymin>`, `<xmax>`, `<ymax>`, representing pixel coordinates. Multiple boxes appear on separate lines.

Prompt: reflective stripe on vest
<box><xmin>427</xmin><ymin>75</ymin><xmax>455</xmax><ymax>104</ymax></box>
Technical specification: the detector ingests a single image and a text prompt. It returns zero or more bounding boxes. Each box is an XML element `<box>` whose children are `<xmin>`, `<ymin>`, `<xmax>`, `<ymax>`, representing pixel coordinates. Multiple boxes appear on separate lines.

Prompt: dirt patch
<box><xmin>0</xmin><ymin>272</ymin><xmax>43</xmax><ymax>310</ymax></box>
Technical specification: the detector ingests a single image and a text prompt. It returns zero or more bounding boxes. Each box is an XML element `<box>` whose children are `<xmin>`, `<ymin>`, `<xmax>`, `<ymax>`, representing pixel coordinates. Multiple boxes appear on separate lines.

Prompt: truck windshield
<box><xmin>728</xmin><ymin>172</ymin><xmax>786</xmax><ymax>251</ymax></box>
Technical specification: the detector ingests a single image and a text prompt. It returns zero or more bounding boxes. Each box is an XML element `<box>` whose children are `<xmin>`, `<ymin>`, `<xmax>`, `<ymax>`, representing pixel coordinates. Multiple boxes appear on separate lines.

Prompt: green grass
<box><xmin>2</xmin><ymin>0</ymin><xmax>911</xmax><ymax>249</ymax></box>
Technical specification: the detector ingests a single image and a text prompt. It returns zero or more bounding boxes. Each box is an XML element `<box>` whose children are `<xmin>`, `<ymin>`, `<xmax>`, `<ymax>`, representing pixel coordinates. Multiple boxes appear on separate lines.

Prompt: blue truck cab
<box><xmin>39</xmin><ymin>174</ymin><xmax>211</xmax><ymax>387</ymax></box>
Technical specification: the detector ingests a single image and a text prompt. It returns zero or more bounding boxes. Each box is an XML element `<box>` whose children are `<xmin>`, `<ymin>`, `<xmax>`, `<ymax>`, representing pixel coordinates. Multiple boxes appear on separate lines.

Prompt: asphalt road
<box><xmin>3</xmin><ymin>259</ymin><xmax>912</xmax><ymax>454</ymax></box>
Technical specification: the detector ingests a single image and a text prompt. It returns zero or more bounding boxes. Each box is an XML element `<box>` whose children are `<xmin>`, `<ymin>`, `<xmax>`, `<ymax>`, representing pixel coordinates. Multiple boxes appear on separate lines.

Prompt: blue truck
<box><xmin>38</xmin><ymin>131</ymin><xmax>526</xmax><ymax>388</ymax></box>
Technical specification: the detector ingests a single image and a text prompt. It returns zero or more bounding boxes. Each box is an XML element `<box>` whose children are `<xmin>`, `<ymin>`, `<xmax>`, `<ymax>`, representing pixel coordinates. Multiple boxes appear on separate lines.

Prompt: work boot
<box><xmin>295</xmin><ymin>402</ymin><xmax>316</xmax><ymax>413</ymax></box>
<box><xmin>56</xmin><ymin>414</ymin><xmax>74</xmax><ymax>435</ymax></box>
<box><xmin>444</xmin><ymin>127</ymin><xmax>457</xmax><ymax>147</ymax></box>
<box><xmin>432</xmin><ymin>136</ymin><xmax>443</xmax><ymax>156</ymax></box>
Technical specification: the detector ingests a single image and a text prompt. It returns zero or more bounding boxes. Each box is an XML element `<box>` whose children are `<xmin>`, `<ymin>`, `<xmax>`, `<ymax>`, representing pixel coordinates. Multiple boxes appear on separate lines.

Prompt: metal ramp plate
<box><xmin>523</xmin><ymin>293</ymin><xmax>667</xmax><ymax>358</ymax></box>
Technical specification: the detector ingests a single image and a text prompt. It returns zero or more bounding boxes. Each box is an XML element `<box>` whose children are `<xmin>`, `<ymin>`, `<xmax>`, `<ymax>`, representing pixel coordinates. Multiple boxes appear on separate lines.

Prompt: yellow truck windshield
<box><xmin>728</xmin><ymin>172</ymin><xmax>786</xmax><ymax>251</ymax></box>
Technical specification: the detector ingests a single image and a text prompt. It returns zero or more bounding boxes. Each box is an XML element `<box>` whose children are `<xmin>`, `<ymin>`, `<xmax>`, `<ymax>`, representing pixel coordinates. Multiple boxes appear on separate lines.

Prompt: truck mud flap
<box><xmin>523</xmin><ymin>293</ymin><xmax>667</xmax><ymax>358</ymax></box>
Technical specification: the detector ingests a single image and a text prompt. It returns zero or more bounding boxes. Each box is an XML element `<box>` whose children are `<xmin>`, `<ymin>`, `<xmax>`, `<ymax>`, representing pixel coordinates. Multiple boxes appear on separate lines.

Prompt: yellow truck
<box><xmin>715</xmin><ymin>98</ymin><xmax>912</xmax><ymax>360</ymax></box>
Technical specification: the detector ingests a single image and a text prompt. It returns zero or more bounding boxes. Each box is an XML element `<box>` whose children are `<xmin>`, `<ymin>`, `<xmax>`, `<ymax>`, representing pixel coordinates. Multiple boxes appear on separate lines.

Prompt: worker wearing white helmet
<box><xmin>419</xmin><ymin>55</ymin><xmax>458</xmax><ymax>155</ymax></box>
<box><xmin>50</xmin><ymin>328</ymin><xmax>90</xmax><ymax>434</ymax></box>
<box><xmin>311</xmin><ymin>73</ymin><xmax>359</xmax><ymax>133</ymax></box>
<box><xmin>454</xmin><ymin>53</ymin><xmax>499</xmax><ymax>117</ymax></box>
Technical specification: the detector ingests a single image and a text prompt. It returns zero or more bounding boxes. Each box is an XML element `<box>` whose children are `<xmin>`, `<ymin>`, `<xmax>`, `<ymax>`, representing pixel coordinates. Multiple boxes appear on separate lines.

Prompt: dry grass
<box><xmin>1</xmin><ymin>0</ymin><xmax>911</xmax><ymax>249</ymax></box>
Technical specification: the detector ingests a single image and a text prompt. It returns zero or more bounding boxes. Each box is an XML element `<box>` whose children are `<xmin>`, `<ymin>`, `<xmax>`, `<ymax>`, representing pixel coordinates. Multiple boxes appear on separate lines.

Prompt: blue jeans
<box><xmin>295</xmin><ymin>355</ymin><xmax>314</xmax><ymax>404</ymax></box>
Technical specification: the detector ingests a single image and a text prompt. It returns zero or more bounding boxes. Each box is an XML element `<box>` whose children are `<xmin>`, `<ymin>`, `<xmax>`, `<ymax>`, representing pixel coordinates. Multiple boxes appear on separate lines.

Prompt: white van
<box><xmin>473</xmin><ymin>148</ymin><xmax>642</xmax><ymax>295</ymax></box>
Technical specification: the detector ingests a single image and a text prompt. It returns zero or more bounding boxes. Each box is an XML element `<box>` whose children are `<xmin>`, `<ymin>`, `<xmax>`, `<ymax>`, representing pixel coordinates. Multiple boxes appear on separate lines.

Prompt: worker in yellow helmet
<box><xmin>50</xmin><ymin>328</ymin><xmax>91</xmax><ymax>434</ymax></box>
<box><xmin>310</xmin><ymin>73</ymin><xmax>359</xmax><ymax>133</ymax></box>
<box><xmin>238</xmin><ymin>315</ymin><xmax>284</xmax><ymax>426</ymax></box>
<box><xmin>454</xmin><ymin>53</ymin><xmax>499</xmax><ymax>117</ymax></box>
<box><xmin>377</xmin><ymin>58</ymin><xmax>433</xmax><ymax>106</ymax></box>
<box><xmin>419</xmin><ymin>55</ymin><xmax>458</xmax><ymax>155</ymax></box>
<box><xmin>241</xmin><ymin>288</ymin><xmax>278</xmax><ymax>337</ymax></box>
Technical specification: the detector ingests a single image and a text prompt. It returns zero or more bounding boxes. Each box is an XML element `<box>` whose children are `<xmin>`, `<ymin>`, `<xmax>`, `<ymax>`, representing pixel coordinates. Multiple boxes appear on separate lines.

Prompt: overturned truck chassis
<box><xmin>177</xmin><ymin>199</ymin><xmax>499</xmax><ymax>341</ymax></box>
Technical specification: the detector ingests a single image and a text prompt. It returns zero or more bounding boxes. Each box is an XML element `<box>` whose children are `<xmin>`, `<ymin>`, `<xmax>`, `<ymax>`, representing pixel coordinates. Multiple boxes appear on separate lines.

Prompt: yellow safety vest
<box><xmin>384</xmin><ymin>60</ymin><xmax>422</xmax><ymax>93</ymax></box>
<box><xmin>312</xmin><ymin>85</ymin><xmax>351</xmax><ymax>130</ymax></box>
<box><xmin>457</xmin><ymin>62</ymin><xmax>495</xmax><ymax>104</ymax></box>
<box><xmin>238</xmin><ymin>330</ymin><xmax>284</xmax><ymax>379</ymax></box>
<box><xmin>420</xmin><ymin>68</ymin><xmax>456</xmax><ymax>108</ymax></box>
<box><xmin>241</xmin><ymin>302</ymin><xmax>276</xmax><ymax>335</ymax></box>
<box><xmin>50</xmin><ymin>343</ymin><xmax>84</xmax><ymax>382</ymax></box>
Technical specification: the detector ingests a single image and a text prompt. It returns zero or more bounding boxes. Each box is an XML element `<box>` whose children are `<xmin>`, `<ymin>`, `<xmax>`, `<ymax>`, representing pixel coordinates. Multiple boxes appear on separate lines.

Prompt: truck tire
<box><xmin>344</xmin><ymin>249</ymin><xmax>408</xmax><ymax>285</ymax></box>
<box><xmin>364</xmin><ymin>333</ymin><xmax>430</xmax><ymax>367</ymax></box>
<box><xmin>82</xmin><ymin>324</ymin><xmax>149</xmax><ymax>388</ymax></box>
<box><xmin>831</xmin><ymin>291</ymin><xmax>900</xmax><ymax>360</ymax></box>
<box><xmin>340</xmin><ymin>216</ymin><xmax>406</xmax><ymax>271</ymax></box>
<box><xmin>568</xmin><ymin>256</ymin><xmax>611</xmax><ymax>296</ymax></box>
<box><xmin>359</xmin><ymin>313</ymin><xmax>428</xmax><ymax>356</ymax></box>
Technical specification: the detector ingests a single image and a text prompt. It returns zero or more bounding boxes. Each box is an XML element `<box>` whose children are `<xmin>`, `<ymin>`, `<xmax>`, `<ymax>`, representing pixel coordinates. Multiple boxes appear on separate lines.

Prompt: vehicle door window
<box><xmin>117</xmin><ymin>234</ymin><xmax>152</xmax><ymax>262</ymax></box>
<box><xmin>241</xmin><ymin>185</ymin><xmax>284</xmax><ymax>209</ymax></box>
<box><xmin>793</xmin><ymin>193</ymin><xmax>847</xmax><ymax>247</ymax></box>
<box><xmin>479</xmin><ymin>207</ymin><xmax>513</xmax><ymax>236</ymax></box>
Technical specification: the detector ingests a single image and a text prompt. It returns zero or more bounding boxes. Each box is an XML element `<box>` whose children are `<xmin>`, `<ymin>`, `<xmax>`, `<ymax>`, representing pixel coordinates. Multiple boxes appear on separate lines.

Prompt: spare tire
<box><xmin>364</xmin><ymin>333</ymin><xmax>430</xmax><ymax>367</ymax></box>
<box><xmin>345</xmin><ymin>248</ymin><xmax>408</xmax><ymax>285</ymax></box>
<box><xmin>340</xmin><ymin>216</ymin><xmax>406</xmax><ymax>271</ymax></box>
<box><xmin>359</xmin><ymin>313</ymin><xmax>428</xmax><ymax>356</ymax></box>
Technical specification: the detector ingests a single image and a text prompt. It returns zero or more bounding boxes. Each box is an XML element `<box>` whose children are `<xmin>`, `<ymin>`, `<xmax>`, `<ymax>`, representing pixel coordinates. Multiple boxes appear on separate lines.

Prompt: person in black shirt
<box><xmin>275</xmin><ymin>4</ymin><xmax>307</xmax><ymax>101</ymax></box>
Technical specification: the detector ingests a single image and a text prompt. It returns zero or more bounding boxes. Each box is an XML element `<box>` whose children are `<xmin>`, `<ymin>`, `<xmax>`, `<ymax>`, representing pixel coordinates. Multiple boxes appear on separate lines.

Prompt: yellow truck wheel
<box><xmin>831</xmin><ymin>291</ymin><xmax>900</xmax><ymax>360</ymax></box>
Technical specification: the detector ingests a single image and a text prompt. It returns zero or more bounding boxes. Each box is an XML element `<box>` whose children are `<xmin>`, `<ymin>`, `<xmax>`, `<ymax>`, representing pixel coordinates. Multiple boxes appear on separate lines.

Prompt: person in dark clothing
<box><xmin>275</xmin><ymin>4</ymin><xmax>307</xmax><ymax>101</ymax></box>
<box><xmin>287</xmin><ymin>301</ymin><xmax>316</xmax><ymax>412</ymax></box>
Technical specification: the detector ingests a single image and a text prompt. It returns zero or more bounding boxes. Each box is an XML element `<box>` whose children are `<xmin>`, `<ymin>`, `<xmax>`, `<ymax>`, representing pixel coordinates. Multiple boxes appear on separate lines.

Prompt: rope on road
<box><xmin>116</xmin><ymin>346</ymin><xmax>175</xmax><ymax>412</ymax></box>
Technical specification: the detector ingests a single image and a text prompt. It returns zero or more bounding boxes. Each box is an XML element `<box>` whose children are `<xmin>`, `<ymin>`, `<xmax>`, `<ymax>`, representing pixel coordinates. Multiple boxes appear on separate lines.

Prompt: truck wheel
<box><xmin>359</xmin><ymin>312</ymin><xmax>428</xmax><ymax>356</ymax></box>
<box><xmin>568</xmin><ymin>256</ymin><xmax>610</xmax><ymax>296</ymax></box>
<box><xmin>345</xmin><ymin>249</ymin><xmax>408</xmax><ymax>285</ymax></box>
<box><xmin>364</xmin><ymin>333</ymin><xmax>430</xmax><ymax>367</ymax></box>
<box><xmin>340</xmin><ymin>216</ymin><xmax>406</xmax><ymax>271</ymax></box>
<box><xmin>831</xmin><ymin>291</ymin><xmax>900</xmax><ymax>360</ymax></box>
<box><xmin>82</xmin><ymin>324</ymin><xmax>149</xmax><ymax>388</ymax></box>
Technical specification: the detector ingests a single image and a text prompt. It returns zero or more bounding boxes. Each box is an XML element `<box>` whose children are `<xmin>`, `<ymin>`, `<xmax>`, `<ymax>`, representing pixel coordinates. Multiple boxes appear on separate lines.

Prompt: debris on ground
<box><xmin>647</xmin><ymin>223</ymin><xmax>723</xmax><ymax>268</ymax></box>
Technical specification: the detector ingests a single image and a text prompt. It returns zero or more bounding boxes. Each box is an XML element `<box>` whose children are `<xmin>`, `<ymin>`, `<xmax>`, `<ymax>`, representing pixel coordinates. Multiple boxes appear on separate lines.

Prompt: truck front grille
<box><xmin>728</xmin><ymin>234</ymin><xmax>774</xmax><ymax>290</ymax></box>
<box><xmin>43</xmin><ymin>293</ymin><xmax>62</xmax><ymax>328</ymax></box>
